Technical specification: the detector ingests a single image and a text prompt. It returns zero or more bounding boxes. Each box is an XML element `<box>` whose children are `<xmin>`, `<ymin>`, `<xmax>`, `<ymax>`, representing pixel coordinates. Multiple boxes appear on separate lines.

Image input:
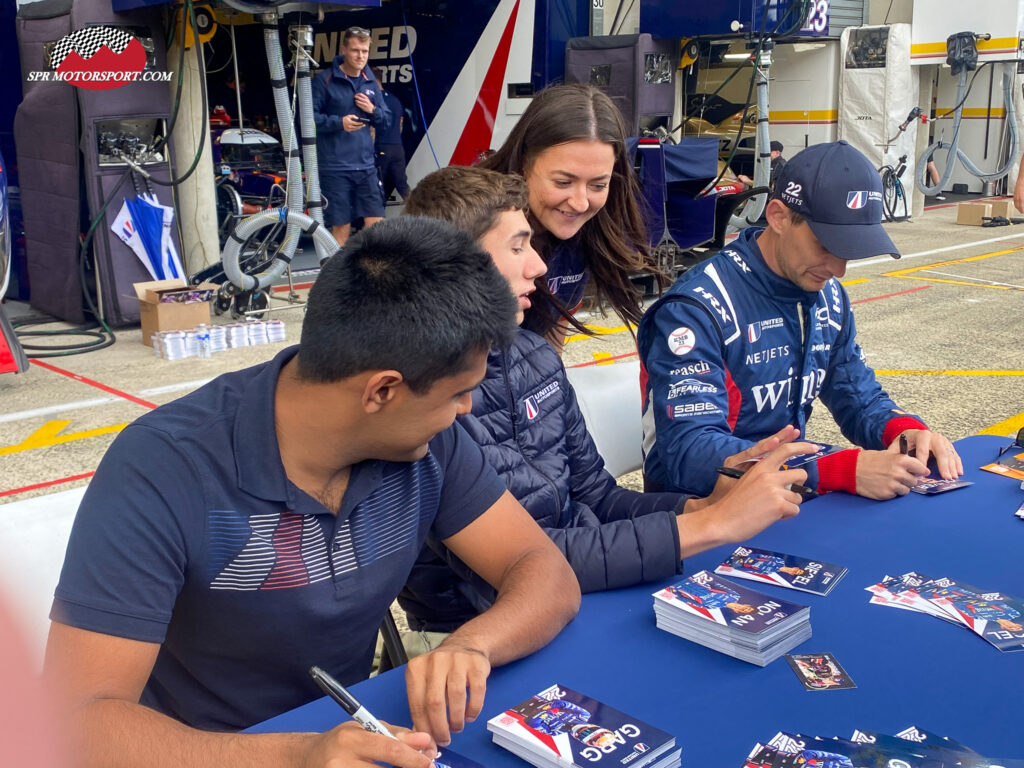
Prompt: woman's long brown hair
<box><xmin>480</xmin><ymin>84</ymin><xmax>663</xmax><ymax>338</ymax></box>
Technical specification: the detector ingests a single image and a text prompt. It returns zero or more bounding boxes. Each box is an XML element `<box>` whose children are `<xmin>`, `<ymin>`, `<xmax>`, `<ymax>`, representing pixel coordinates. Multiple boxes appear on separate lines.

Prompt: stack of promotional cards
<box><xmin>715</xmin><ymin>546</ymin><xmax>847</xmax><ymax>596</ymax></box>
<box><xmin>652</xmin><ymin>570</ymin><xmax>811</xmax><ymax>666</ymax></box>
<box><xmin>742</xmin><ymin>727</ymin><xmax>1024</xmax><ymax>767</ymax></box>
<box><xmin>867</xmin><ymin>571</ymin><xmax>1024</xmax><ymax>652</ymax></box>
<box><xmin>487</xmin><ymin>684</ymin><xmax>680</xmax><ymax>768</ymax></box>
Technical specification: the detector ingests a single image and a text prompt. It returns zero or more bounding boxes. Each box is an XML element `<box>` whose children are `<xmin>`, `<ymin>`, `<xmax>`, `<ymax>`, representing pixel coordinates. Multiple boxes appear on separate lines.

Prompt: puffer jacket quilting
<box><xmin>399</xmin><ymin>330</ymin><xmax>687</xmax><ymax>632</ymax></box>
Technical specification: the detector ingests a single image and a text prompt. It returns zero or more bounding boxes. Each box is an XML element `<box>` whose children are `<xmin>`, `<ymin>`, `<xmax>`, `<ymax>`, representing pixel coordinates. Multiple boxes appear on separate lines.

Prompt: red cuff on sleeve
<box><xmin>882</xmin><ymin>416</ymin><xmax>929</xmax><ymax>447</ymax></box>
<box><xmin>816</xmin><ymin>448</ymin><xmax>861</xmax><ymax>495</ymax></box>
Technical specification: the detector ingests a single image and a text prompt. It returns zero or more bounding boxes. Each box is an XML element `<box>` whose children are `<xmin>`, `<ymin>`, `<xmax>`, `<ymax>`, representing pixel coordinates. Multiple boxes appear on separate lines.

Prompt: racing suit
<box><xmin>639</xmin><ymin>226</ymin><xmax>925</xmax><ymax>496</ymax></box>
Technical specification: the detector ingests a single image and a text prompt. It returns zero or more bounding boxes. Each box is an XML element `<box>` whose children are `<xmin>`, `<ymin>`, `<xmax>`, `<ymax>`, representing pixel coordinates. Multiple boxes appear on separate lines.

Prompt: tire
<box><xmin>880</xmin><ymin>167</ymin><xmax>907</xmax><ymax>222</ymax></box>
<box><xmin>215</xmin><ymin>182</ymin><xmax>243</xmax><ymax>247</ymax></box>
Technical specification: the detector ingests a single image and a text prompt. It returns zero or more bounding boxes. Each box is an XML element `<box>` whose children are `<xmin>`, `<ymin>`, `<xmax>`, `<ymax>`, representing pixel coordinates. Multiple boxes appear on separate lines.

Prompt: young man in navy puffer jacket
<box><xmin>398</xmin><ymin>167</ymin><xmax>815</xmax><ymax>644</ymax></box>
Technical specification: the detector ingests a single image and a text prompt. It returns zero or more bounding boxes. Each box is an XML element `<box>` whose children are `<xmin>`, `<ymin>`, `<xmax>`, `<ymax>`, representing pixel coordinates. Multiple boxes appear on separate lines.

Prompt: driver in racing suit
<box><xmin>639</xmin><ymin>141</ymin><xmax>963</xmax><ymax>499</ymax></box>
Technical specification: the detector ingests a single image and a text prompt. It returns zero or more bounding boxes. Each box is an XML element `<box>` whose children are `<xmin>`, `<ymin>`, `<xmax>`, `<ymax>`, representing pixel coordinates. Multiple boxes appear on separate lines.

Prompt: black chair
<box><xmin>709</xmin><ymin>185</ymin><xmax>771</xmax><ymax>251</ymax></box>
<box><xmin>377</xmin><ymin>610</ymin><xmax>408</xmax><ymax>674</ymax></box>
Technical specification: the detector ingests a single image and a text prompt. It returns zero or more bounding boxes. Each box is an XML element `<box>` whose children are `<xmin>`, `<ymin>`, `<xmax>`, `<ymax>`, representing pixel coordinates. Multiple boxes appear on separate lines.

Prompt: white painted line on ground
<box><xmin>138</xmin><ymin>379</ymin><xmax>213</xmax><ymax>397</ymax></box>
<box><xmin>921</xmin><ymin>271</ymin><xmax>1024</xmax><ymax>289</ymax></box>
<box><xmin>0</xmin><ymin>379</ymin><xmax>214</xmax><ymax>426</ymax></box>
<box><xmin>0</xmin><ymin>398</ymin><xmax>115</xmax><ymax>424</ymax></box>
<box><xmin>850</xmin><ymin>231</ymin><xmax>1024</xmax><ymax>269</ymax></box>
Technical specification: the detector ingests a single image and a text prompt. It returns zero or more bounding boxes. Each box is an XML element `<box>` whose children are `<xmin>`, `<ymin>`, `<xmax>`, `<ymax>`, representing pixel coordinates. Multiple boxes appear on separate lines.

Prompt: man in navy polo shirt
<box><xmin>640</xmin><ymin>141</ymin><xmax>963</xmax><ymax>499</ymax></box>
<box><xmin>45</xmin><ymin>217</ymin><xmax>581</xmax><ymax>768</ymax></box>
<box><xmin>313</xmin><ymin>26</ymin><xmax>392</xmax><ymax>246</ymax></box>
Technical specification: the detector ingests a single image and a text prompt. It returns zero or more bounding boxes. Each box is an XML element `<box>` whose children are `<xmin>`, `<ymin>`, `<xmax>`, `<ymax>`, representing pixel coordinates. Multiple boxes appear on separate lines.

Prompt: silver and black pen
<box><xmin>309</xmin><ymin>665</ymin><xmax>397</xmax><ymax>739</ymax></box>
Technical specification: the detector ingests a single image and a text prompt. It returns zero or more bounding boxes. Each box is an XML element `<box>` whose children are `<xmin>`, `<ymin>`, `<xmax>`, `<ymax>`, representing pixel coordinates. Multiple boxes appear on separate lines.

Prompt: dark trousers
<box><xmin>376</xmin><ymin>144</ymin><xmax>410</xmax><ymax>199</ymax></box>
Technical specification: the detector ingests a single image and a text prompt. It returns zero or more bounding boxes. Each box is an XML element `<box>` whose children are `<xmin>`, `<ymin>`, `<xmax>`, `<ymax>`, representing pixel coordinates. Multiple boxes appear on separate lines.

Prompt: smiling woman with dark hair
<box><xmin>480</xmin><ymin>83</ymin><xmax>661</xmax><ymax>348</ymax></box>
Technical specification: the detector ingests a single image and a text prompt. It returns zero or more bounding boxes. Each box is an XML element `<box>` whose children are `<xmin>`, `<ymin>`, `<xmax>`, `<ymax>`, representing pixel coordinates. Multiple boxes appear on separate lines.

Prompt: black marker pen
<box><xmin>715</xmin><ymin>466</ymin><xmax>819</xmax><ymax>499</ymax></box>
<box><xmin>310</xmin><ymin>665</ymin><xmax>397</xmax><ymax>739</ymax></box>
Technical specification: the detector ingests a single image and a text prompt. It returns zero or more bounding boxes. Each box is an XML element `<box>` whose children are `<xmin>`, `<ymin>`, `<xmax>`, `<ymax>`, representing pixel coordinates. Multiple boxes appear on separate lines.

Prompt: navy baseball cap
<box><xmin>775</xmin><ymin>140</ymin><xmax>900</xmax><ymax>260</ymax></box>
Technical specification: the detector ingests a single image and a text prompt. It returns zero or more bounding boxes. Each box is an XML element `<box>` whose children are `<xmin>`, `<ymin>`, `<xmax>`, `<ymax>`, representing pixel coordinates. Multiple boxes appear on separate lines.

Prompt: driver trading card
<box><xmin>851</xmin><ymin>729</ymin><xmax>981</xmax><ymax>765</ymax></box>
<box><xmin>779</xmin><ymin>441</ymin><xmax>843</xmax><ymax>469</ymax></box>
<box><xmin>736</xmin><ymin>441</ymin><xmax>842</xmax><ymax>471</ymax></box>
<box><xmin>869</xmin><ymin>572</ymin><xmax>959</xmax><ymax>623</ymax></box>
<box><xmin>910</xmin><ymin>476</ymin><xmax>974</xmax><ymax>495</ymax></box>
<box><xmin>893</xmin><ymin>725</ymin><xmax>979</xmax><ymax>755</ymax></box>
<box><xmin>784</xmin><ymin>653</ymin><xmax>857</xmax><ymax>691</ymax></box>
<box><xmin>715</xmin><ymin>545</ymin><xmax>848</xmax><ymax>596</ymax></box>
<box><xmin>801</xmin><ymin>736</ymin><xmax>955</xmax><ymax>768</ymax></box>
<box><xmin>742</xmin><ymin>742</ymin><xmax>777</xmax><ymax>768</ymax></box>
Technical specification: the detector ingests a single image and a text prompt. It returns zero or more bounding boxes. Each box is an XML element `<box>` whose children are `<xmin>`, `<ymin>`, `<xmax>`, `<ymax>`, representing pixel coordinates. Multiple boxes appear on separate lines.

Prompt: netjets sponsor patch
<box><xmin>667</xmin><ymin>326</ymin><xmax>696</xmax><ymax>355</ymax></box>
<box><xmin>667</xmin><ymin>378</ymin><xmax>718</xmax><ymax>399</ymax></box>
<box><xmin>524</xmin><ymin>381</ymin><xmax>560</xmax><ymax>420</ymax></box>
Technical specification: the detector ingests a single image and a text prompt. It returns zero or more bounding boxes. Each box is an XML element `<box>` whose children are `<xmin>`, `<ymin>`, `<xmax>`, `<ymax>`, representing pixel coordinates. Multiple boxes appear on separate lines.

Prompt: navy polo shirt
<box><xmin>52</xmin><ymin>346</ymin><xmax>505</xmax><ymax>731</ymax></box>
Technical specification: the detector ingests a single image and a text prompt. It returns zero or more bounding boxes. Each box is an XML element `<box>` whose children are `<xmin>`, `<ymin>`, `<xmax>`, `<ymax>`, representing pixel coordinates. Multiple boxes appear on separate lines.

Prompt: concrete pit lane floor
<box><xmin>2</xmin><ymin>198</ymin><xmax>1022</xmax><ymax>502</ymax></box>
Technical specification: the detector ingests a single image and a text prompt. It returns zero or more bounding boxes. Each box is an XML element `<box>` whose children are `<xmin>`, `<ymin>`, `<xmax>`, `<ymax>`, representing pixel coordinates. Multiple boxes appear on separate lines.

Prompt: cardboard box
<box><xmin>134</xmin><ymin>279</ymin><xmax>217</xmax><ymax>346</ymax></box>
<box><xmin>987</xmin><ymin>199</ymin><xmax>1014</xmax><ymax>220</ymax></box>
<box><xmin>955</xmin><ymin>202</ymin><xmax>992</xmax><ymax>226</ymax></box>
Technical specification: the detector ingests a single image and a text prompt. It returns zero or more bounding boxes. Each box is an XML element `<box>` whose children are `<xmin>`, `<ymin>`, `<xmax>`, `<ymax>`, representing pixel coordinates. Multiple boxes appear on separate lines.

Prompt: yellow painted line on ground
<box><xmin>840</xmin><ymin>278</ymin><xmax>868</xmax><ymax>287</ymax></box>
<box><xmin>876</xmin><ymin>370</ymin><xmax>1024</xmax><ymax>376</ymax></box>
<box><xmin>0</xmin><ymin>420</ymin><xmax>127</xmax><ymax>456</ymax></box>
<box><xmin>977</xmin><ymin>411</ymin><xmax>1024</xmax><ymax>437</ymax></box>
<box><xmin>884</xmin><ymin>246</ymin><xmax>1024</xmax><ymax>277</ymax></box>
<box><xmin>565</xmin><ymin>323</ymin><xmax>632</xmax><ymax>345</ymax></box>
<box><xmin>893</xmin><ymin>275</ymin><xmax>1014</xmax><ymax>289</ymax></box>
<box><xmin>882</xmin><ymin>246</ymin><xmax>1024</xmax><ymax>290</ymax></box>
<box><xmin>592</xmin><ymin>352</ymin><xmax>615</xmax><ymax>365</ymax></box>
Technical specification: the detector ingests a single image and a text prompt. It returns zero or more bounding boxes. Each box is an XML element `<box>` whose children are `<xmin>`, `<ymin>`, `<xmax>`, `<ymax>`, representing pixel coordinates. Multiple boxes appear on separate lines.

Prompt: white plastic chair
<box><xmin>0</xmin><ymin>486</ymin><xmax>84</xmax><ymax>668</ymax></box>
<box><xmin>565</xmin><ymin>360</ymin><xmax>643</xmax><ymax>478</ymax></box>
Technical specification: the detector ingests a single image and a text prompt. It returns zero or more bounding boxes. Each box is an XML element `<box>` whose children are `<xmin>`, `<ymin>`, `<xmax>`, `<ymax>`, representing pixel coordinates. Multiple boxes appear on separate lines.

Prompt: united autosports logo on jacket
<box><xmin>525</xmin><ymin>381</ymin><xmax>560</xmax><ymax>420</ymax></box>
<box><xmin>28</xmin><ymin>27</ymin><xmax>171</xmax><ymax>90</ymax></box>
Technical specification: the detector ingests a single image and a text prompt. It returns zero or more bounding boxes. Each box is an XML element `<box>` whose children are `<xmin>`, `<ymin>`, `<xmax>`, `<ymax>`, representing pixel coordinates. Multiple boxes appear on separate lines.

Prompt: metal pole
<box><xmin>230</xmin><ymin>18</ymin><xmax>244</xmax><ymax>130</ymax></box>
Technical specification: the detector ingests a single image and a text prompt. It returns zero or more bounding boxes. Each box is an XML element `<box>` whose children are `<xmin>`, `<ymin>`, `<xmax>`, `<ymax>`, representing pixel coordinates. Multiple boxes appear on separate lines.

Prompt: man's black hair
<box><xmin>298</xmin><ymin>216</ymin><xmax>517</xmax><ymax>392</ymax></box>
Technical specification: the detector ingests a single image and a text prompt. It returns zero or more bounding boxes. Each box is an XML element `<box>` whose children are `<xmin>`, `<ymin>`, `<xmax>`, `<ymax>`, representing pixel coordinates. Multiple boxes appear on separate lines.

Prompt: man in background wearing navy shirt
<box><xmin>45</xmin><ymin>217</ymin><xmax>580</xmax><ymax>768</ymax></box>
<box><xmin>313</xmin><ymin>27</ymin><xmax>392</xmax><ymax>246</ymax></box>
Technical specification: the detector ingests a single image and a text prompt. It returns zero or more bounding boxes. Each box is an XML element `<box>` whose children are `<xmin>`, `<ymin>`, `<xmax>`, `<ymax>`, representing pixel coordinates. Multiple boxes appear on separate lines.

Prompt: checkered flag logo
<box><xmin>49</xmin><ymin>26</ymin><xmax>135</xmax><ymax>70</ymax></box>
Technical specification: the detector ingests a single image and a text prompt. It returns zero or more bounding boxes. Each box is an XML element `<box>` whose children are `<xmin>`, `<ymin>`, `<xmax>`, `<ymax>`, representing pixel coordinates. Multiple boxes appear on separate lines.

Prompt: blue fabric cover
<box><xmin>628</xmin><ymin>136</ymin><xmax>718</xmax><ymax>184</ymax></box>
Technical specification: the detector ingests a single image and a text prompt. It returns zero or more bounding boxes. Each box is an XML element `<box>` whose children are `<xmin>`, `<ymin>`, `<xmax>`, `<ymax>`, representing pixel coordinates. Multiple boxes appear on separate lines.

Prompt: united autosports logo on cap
<box><xmin>846</xmin><ymin>191</ymin><xmax>869</xmax><ymax>209</ymax></box>
<box><xmin>28</xmin><ymin>27</ymin><xmax>171</xmax><ymax>90</ymax></box>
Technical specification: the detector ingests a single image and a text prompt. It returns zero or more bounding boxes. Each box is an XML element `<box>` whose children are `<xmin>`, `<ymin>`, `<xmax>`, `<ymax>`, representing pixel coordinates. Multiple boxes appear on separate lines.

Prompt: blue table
<box><xmin>251</xmin><ymin>435</ymin><xmax>1024</xmax><ymax>765</ymax></box>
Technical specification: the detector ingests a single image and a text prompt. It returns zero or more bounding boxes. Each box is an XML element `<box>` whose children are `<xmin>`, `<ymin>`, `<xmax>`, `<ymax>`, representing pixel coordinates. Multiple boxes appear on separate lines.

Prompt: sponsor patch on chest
<box><xmin>524</xmin><ymin>381</ymin><xmax>560</xmax><ymax>419</ymax></box>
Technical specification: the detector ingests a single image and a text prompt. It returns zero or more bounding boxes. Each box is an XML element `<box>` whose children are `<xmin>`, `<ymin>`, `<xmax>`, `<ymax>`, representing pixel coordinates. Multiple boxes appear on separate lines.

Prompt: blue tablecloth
<box><xmin>251</xmin><ymin>435</ymin><xmax>1024</xmax><ymax>765</ymax></box>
